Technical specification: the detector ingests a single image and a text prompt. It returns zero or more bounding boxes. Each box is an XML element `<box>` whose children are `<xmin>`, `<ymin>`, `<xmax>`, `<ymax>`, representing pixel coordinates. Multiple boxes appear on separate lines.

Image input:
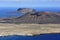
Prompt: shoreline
<box><xmin>0</xmin><ymin>24</ymin><xmax>60</xmax><ymax>36</ymax></box>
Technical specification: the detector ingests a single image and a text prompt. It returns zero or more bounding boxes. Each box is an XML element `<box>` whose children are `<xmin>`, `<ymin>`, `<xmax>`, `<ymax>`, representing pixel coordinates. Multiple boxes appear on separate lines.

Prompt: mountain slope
<box><xmin>12</xmin><ymin>12</ymin><xmax>60</xmax><ymax>24</ymax></box>
<box><xmin>1</xmin><ymin>8</ymin><xmax>60</xmax><ymax>24</ymax></box>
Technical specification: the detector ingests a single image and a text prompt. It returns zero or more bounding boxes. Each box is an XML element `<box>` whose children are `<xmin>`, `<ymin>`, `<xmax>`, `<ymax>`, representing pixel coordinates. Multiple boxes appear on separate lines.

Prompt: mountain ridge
<box><xmin>0</xmin><ymin>8</ymin><xmax>60</xmax><ymax>24</ymax></box>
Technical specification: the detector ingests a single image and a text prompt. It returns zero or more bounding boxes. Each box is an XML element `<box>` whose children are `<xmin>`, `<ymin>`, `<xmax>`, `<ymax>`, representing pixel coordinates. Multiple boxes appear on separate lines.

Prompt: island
<box><xmin>0</xmin><ymin>8</ymin><xmax>60</xmax><ymax>36</ymax></box>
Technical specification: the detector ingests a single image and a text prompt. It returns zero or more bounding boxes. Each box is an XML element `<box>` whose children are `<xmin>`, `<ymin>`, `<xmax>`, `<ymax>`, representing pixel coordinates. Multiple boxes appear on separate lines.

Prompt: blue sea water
<box><xmin>0</xmin><ymin>33</ymin><xmax>60</xmax><ymax>40</ymax></box>
<box><xmin>0</xmin><ymin>7</ymin><xmax>60</xmax><ymax>40</ymax></box>
<box><xmin>34</xmin><ymin>7</ymin><xmax>60</xmax><ymax>12</ymax></box>
<box><xmin>0</xmin><ymin>7</ymin><xmax>23</xmax><ymax>18</ymax></box>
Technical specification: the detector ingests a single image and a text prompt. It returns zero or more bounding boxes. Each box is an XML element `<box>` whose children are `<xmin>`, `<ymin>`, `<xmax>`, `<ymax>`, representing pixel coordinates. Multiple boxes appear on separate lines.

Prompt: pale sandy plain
<box><xmin>0</xmin><ymin>24</ymin><xmax>60</xmax><ymax>36</ymax></box>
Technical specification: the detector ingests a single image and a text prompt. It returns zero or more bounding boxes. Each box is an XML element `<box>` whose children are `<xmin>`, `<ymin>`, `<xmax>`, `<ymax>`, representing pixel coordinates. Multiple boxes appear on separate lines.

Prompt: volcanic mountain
<box><xmin>0</xmin><ymin>8</ymin><xmax>60</xmax><ymax>24</ymax></box>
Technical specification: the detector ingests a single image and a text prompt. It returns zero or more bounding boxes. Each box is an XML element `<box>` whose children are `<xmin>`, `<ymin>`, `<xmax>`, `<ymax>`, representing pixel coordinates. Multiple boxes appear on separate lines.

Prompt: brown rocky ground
<box><xmin>0</xmin><ymin>24</ymin><xmax>60</xmax><ymax>36</ymax></box>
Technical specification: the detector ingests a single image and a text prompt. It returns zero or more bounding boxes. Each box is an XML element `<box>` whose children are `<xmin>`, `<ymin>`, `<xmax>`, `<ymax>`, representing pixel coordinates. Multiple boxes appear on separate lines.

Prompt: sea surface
<box><xmin>0</xmin><ymin>33</ymin><xmax>60</xmax><ymax>40</ymax></box>
<box><xmin>0</xmin><ymin>7</ymin><xmax>60</xmax><ymax>40</ymax></box>
<box><xmin>0</xmin><ymin>7</ymin><xmax>23</xmax><ymax>18</ymax></box>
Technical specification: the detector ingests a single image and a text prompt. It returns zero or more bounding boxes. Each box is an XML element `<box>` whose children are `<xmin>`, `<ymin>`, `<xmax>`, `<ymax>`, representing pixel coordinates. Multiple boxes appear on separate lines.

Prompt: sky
<box><xmin>0</xmin><ymin>0</ymin><xmax>60</xmax><ymax>8</ymax></box>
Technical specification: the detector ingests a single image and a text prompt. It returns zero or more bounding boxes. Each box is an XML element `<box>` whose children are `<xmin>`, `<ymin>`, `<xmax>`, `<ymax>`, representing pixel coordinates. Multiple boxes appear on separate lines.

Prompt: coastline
<box><xmin>0</xmin><ymin>24</ymin><xmax>60</xmax><ymax>36</ymax></box>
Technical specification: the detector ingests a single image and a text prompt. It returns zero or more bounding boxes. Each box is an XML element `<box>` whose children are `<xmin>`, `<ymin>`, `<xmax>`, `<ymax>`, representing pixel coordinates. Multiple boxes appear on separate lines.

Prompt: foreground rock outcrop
<box><xmin>0</xmin><ymin>24</ymin><xmax>60</xmax><ymax>36</ymax></box>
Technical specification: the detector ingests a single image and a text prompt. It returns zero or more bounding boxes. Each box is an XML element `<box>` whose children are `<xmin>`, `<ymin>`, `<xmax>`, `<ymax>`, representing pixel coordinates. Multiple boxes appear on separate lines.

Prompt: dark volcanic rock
<box><xmin>17</xmin><ymin>8</ymin><xmax>36</xmax><ymax>14</ymax></box>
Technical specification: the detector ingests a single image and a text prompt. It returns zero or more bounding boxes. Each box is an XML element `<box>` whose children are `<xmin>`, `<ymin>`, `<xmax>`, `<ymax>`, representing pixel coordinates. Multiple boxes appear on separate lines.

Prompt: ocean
<box><xmin>0</xmin><ymin>7</ymin><xmax>60</xmax><ymax>40</ymax></box>
<box><xmin>34</xmin><ymin>7</ymin><xmax>60</xmax><ymax>12</ymax></box>
<box><xmin>0</xmin><ymin>33</ymin><xmax>60</xmax><ymax>40</ymax></box>
<box><xmin>0</xmin><ymin>7</ymin><xmax>23</xmax><ymax>18</ymax></box>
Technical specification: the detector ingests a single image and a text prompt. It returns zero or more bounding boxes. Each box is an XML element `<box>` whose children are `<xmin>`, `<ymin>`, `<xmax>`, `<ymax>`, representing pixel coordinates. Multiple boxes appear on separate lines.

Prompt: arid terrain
<box><xmin>0</xmin><ymin>8</ymin><xmax>60</xmax><ymax>24</ymax></box>
<box><xmin>0</xmin><ymin>24</ymin><xmax>60</xmax><ymax>36</ymax></box>
<box><xmin>0</xmin><ymin>8</ymin><xmax>60</xmax><ymax>36</ymax></box>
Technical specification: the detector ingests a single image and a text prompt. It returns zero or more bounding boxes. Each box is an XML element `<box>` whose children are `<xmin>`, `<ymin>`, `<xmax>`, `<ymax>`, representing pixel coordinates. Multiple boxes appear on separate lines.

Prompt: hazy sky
<box><xmin>0</xmin><ymin>0</ymin><xmax>60</xmax><ymax>7</ymax></box>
